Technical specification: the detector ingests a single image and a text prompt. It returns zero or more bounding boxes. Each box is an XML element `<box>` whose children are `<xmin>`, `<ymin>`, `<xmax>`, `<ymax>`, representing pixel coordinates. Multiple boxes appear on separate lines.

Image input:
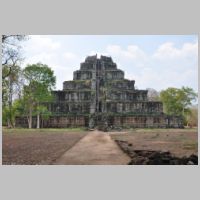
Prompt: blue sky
<box><xmin>22</xmin><ymin>35</ymin><xmax>198</xmax><ymax>92</ymax></box>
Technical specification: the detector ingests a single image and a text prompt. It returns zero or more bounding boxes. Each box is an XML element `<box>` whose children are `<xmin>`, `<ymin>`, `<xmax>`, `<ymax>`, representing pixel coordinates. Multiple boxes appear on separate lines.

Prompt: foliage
<box><xmin>23</xmin><ymin>63</ymin><xmax>56</xmax><ymax>88</ymax></box>
<box><xmin>2</xmin><ymin>35</ymin><xmax>27</xmax><ymax>127</ymax></box>
<box><xmin>22</xmin><ymin>63</ymin><xmax>56</xmax><ymax>128</ymax></box>
<box><xmin>185</xmin><ymin>106</ymin><xmax>198</xmax><ymax>127</ymax></box>
<box><xmin>2</xmin><ymin>65</ymin><xmax>23</xmax><ymax>127</ymax></box>
<box><xmin>2</xmin><ymin>106</ymin><xmax>10</xmax><ymax>126</ymax></box>
<box><xmin>36</xmin><ymin>105</ymin><xmax>52</xmax><ymax>120</ymax></box>
<box><xmin>160</xmin><ymin>87</ymin><xmax>197</xmax><ymax>125</ymax></box>
<box><xmin>12</xmin><ymin>98</ymin><xmax>30</xmax><ymax>118</ymax></box>
<box><xmin>2</xmin><ymin>35</ymin><xmax>27</xmax><ymax>79</ymax></box>
<box><xmin>2</xmin><ymin>99</ymin><xmax>23</xmax><ymax>126</ymax></box>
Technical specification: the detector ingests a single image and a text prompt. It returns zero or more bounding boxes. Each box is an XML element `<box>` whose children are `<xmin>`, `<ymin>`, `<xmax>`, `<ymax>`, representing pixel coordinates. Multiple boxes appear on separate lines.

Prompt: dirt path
<box><xmin>54</xmin><ymin>130</ymin><xmax>131</xmax><ymax>165</ymax></box>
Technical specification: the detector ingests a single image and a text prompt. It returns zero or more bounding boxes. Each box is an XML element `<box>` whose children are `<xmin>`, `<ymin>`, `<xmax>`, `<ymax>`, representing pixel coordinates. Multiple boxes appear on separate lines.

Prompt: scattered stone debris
<box><xmin>115</xmin><ymin>140</ymin><xmax>198</xmax><ymax>165</ymax></box>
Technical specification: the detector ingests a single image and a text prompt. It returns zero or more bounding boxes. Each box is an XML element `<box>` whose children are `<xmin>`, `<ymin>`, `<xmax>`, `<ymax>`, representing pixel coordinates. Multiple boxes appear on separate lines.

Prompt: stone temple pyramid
<box><xmin>16</xmin><ymin>55</ymin><xmax>183</xmax><ymax>129</ymax></box>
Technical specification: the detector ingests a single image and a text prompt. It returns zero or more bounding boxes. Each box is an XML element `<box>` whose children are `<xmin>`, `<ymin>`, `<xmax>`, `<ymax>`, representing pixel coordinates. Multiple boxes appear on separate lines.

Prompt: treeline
<box><xmin>2</xmin><ymin>35</ymin><xmax>198</xmax><ymax>128</ymax></box>
<box><xmin>3</xmin><ymin>63</ymin><xmax>56</xmax><ymax>128</ymax></box>
<box><xmin>2</xmin><ymin>35</ymin><xmax>56</xmax><ymax>128</ymax></box>
<box><xmin>147</xmin><ymin>88</ymin><xmax>198</xmax><ymax>127</ymax></box>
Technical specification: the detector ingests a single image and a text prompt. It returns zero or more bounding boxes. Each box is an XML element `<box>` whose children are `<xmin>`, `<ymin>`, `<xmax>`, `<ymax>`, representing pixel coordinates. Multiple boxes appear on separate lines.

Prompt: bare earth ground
<box><xmin>55</xmin><ymin>130</ymin><xmax>130</xmax><ymax>165</ymax></box>
<box><xmin>110</xmin><ymin>128</ymin><xmax>198</xmax><ymax>157</ymax></box>
<box><xmin>2</xmin><ymin>128</ymin><xmax>198</xmax><ymax>165</ymax></box>
<box><xmin>2</xmin><ymin>128</ymin><xmax>88</xmax><ymax>165</ymax></box>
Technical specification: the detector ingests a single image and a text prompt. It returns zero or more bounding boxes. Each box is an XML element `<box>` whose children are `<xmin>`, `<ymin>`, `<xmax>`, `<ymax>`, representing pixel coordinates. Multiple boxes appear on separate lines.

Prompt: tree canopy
<box><xmin>2</xmin><ymin>35</ymin><xmax>27</xmax><ymax>79</ymax></box>
<box><xmin>22</xmin><ymin>63</ymin><xmax>56</xmax><ymax>128</ymax></box>
<box><xmin>2</xmin><ymin>35</ymin><xmax>28</xmax><ymax>127</ymax></box>
<box><xmin>160</xmin><ymin>87</ymin><xmax>197</xmax><ymax>119</ymax></box>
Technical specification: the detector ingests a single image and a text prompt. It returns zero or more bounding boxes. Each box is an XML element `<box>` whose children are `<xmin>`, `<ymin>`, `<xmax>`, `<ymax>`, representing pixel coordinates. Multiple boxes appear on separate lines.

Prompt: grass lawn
<box><xmin>2</xmin><ymin>127</ymin><xmax>86</xmax><ymax>133</ymax></box>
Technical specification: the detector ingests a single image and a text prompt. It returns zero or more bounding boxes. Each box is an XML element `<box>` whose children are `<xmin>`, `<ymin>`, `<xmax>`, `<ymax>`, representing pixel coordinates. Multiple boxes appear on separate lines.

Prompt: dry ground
<box><xmin>2</xmin><ymin>128</ymin><xmax>88</xmax><ymax>165</ymax></box>
<box><xmin>55</xmin><ymin>130</ymin><xmax>130</xmax><ymax>165</ymax></box>
<box><xmin>110</xmin><ymin>128</ymin><xmax>198</xmax><ymax>157</ymax></box>
<box><xmin>2</xmin><ymin>128</ymin><xmax>198</xmax><ymax>165</ymax></box>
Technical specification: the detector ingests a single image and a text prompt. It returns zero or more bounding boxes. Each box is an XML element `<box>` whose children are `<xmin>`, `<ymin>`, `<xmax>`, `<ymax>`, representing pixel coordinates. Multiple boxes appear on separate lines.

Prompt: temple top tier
<box><xmin>80</xmin><ymin>55</ymin><xmax>117</xmax><ymax>71</ymax></box>
<box><xmin>73</xmin><ymin>55</ymin><xmax>124</xmax><ymax>80</ymax></box>
<box><xmin>85</xmin><ymin>55</ymin><xmax>113</xmax><ymax>63</ymax></box>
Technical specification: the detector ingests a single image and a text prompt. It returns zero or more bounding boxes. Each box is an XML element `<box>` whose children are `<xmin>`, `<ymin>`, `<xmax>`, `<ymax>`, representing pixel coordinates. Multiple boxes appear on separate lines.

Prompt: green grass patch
<box><xmin>127</xmin><ymin>128</ymin><xmax>197</xmax><ymax>133</ymax></box>
<box><xmin>2</xmin><ymin>127</ymin><xmax>87</xmax><ymax>134</ymax></box>
<box><xmin>183</xmin><ymin>142</ymin><xmax>198</xmax><ymax>150</ymax></box>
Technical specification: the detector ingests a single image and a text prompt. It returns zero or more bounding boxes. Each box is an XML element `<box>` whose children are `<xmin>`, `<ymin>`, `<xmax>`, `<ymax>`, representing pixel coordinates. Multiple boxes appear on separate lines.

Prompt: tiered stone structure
<box><xmin>16</xmin><ymin>55</ymin><xmax>183</xmax><ymax>129</ymax></box>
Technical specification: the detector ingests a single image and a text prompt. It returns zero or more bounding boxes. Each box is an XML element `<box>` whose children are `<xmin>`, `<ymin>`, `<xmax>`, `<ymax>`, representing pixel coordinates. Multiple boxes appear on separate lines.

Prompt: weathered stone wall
<box><xmin>105</xmin><ymin>102</ymin><xmax>163</xmax><ymax>113</ymax></box>
<box><xmin>112</xmin><ymin>115</ymin><xmax>166</xmax><ymax>128</ymax></box>
<box><xmin>106</xmin><ymin>91</ymin><xmax>148</xmax><ymax>101</ymax></box>
<box><xmin>106</xmin><ymin>79</ymin><xmax>135</xmax><ymax>90</ymax></box>
<box><xmin>63</xmin><ymin>80</ymin><xmax>91</xmax><ymax>90</ymax></box>
<box><xmin>52</xmin><ymin>91</ymin><xmax>93</xmax><ymax>102</ymax></box>
<box><xmin>43</xmin><ymin>116</ymin><xmax>87</xmax><ymax>128</ymax></box>
<box><xmin>15</xmin><ymin>115</ymin><xmax>183</xmax><ymax>128</ymax></box>
<box><xmin>47</xmin><ymin>102</ymin><xmax>91</xmax><ymax>113</ymax></box>
<box><xmin>95</xmin><ymin>113</ymin><xmax>183</xmax><ymax>129</ymax></box>
<box><xmin>105</xmin><ymin>70</ymin><xmax>124</xmax><ymax>79</ymax></box>
<box><xmin>15</xmin><ymin>116</ymin><xmax>88</xmax><ymax>128</ymax></box>
<box><xmin>73</xmin><ymin>70</ymin><xmax>92</xmax><ymax>80</ymax></box>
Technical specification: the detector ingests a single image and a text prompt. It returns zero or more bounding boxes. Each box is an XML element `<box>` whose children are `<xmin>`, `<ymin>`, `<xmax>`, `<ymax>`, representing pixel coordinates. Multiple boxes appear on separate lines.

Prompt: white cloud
<box><xmin>63</xmin><ymin>52</ymin><xmax>77</xmax><ymax>60</ymax></box>
<box><xmin>25</xmin><ymin>53</ymin><xmax>56</xmax><ymax>65</ymax></box>
<box><xmin>24</xmin><ymin>35</ymin><xmax>61</xmax><ymax>54</ymax></box>
<box><xmin>153</xmin><ymin>41</ymin><xmax>198</xmax><ymax>60</ymax></box>
<box><xmin>106</xmin><ymin>44</ymin><xmax>147</xmax><ymax>61</ymax></box>
<box><xmin>106</xmin><ymin>45</ymin><xmax>121</xmax><ymax>55</ymax></box>
<box><xmin>130</xmin><ymin>66</ymin><xmax>197</xmax><ymax>92</ymax></box>
<box><xmin>23</xmin><ymin>35</ymin><xmax>62</xmax><ymax>67</ymax></box>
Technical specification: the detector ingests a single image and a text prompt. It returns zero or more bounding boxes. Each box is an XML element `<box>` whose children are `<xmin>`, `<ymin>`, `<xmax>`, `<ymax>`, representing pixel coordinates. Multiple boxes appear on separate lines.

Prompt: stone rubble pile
<box><xmin>115</xmin><ymin>140</ymin><xmax>198</xmax><ymax>165</ymax></box>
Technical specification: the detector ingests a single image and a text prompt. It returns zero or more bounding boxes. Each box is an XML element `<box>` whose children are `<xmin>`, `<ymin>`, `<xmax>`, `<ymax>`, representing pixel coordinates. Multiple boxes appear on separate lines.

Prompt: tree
<box><xmin>23</xmin><ymin>63</ymin><xmax>56</xmax><ymax>128</ymax></box>
<box><xmin>2</xmin><ymin>98</ymin><xmax>24</xmax><ymax>127</ymax></box>
<box><xmin>2</xmin><ymin>35</ymin><xmax>27</xmax><ymax>79</ymax></box>
<box><xmin>184</xmin><ymin>105</ymin><xmax>198</xmax><ymax>127</ymax></box>
<box><xmin>160</xmin><ymin>87</ymin><xmax>197</xmax><ymax>125</ymax></box>
<box><xmin>147</xmin><ymin>88</ymin><xmax>159</xmax><ymax>101</ymax></box>
<box><xmin>2</xmin><ymin>65</ymin><xmax>23</xmax><ymax>127</ymax></box>
<box><xmin>36</xmin><ymin>105</ymin><xmax>52</xmax><ymax>128</ymax></box>
<box><xmin>2</xmin><ymin>35</ymin><xmax>27</xmax><ymax>127</ymax></box>
<box><xmin>160</xmin><ymin>88</ymin><xmax>181</xmax><ymax>115</ymax></box>
<box><xmin>178</xmin><ymin>87</ymin><xmax>197</xmax><ymax>116</ymax></box>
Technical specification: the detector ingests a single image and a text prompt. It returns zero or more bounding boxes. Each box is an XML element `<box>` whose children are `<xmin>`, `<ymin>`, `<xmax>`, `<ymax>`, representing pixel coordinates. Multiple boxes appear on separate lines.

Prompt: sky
<box><xmin>22</xmin><ymin>35</ymin><xmax>198</xmax><ymax>92</ymax></box>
